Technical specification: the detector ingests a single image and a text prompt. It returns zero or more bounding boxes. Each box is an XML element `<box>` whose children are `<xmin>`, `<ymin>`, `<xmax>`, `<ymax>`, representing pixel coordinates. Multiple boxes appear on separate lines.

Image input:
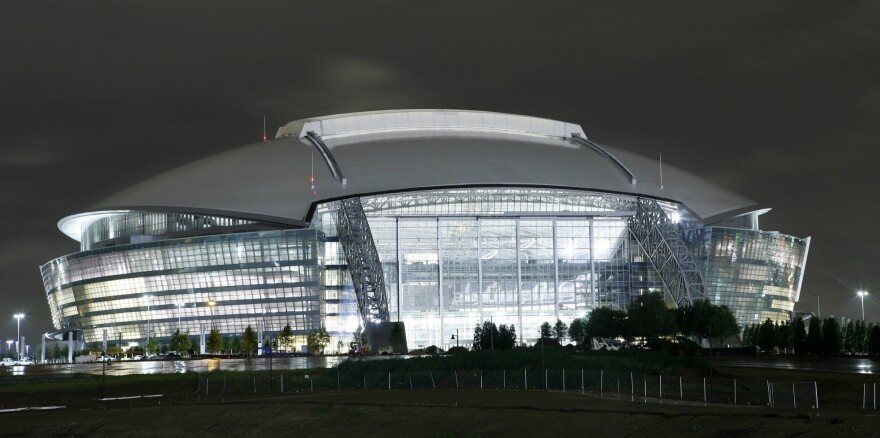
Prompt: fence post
<box><xmin>863</xmin><ymin>383</ymin><xmax>866</xmax><ymax>410</ymax></box>
<box><xmin>734</xmin><ymin>379</ymin><xmax>736</xmax><ymax>405</ymax></box>
<box><xmin>600</xmin><ymin>370</ymin><xmax>604</xmax><ymax>394</ymax></box>
<box><xmin>389</xmin><ymin>372</ymin><xmax>391</xmax><ymax>391</ymax></box>
<box><xmin>544</xmin><ymin>369</ymin><xmax>548</xmax><ymax>391</ymax></box>
<box><xmin>524</xmin><ymin>369</ymin><xmax>527</xmax><ymax>390</ymax></box>
<box><xmin>253</xmin><ymin>375</ymin><xmax>256</xmax><ymax>394</ymax></box>
<box><xmin>503</xmin><ymin>370</ymin><xmax>506</xmax><ymax>389</ymax></box>
<box><xmin>792</xmin><ymin>382</ymin><xmax>796</xmax><ymax>409</ymax></box>
<box><xmin>480</xmin><ymin>370</ymin><xmax>483</xmax><ymax>389</ymax></box>
<box><xmin>455</xmin><ymin>370</ymin><xmax>459</xmax><ymax>389</ymax></box>
<box><xmin>630</xmin><ymin>372</ymin><xmax>634</xmax><ymax>401</ymax></box>
<box><xmin>410</xmin><ymin>376</ymin><xmax>413</xmax><ymax>390</ymax></box>
<box><xmin>643</xmin><ymin>375</ymin><xmax>647</xmax><ymax>403</ymax></box>
<box><xmin>281</xmin><ymin>374</ymin><xmax>283</xmax><ymax>393</ymax></box>
<box><xmin>679</xmin><ymin>376</ymin><xmax>683</xmax><ymax>400</ymax></box>
<box><xmin>616</xmin><ymin>373</ymin><xmax>620</xmax><ymax>399</ymax></box>
<box><xmin>206</xmin><ymin>378</ymin><xmax>209</xmax><ymax>395</ymax></box>
<box><xmin>703</xmin><ymin>378</ymin><xmax>706</xmax><ymax>403</ymax></box>
<box><xmin>337</xmin><ymin>372</ymin><xmax>340</xmax><ymax>392</ymax></box>
<box><xmin>430</xmin><ymin>371</ymin><xmax>436</xmax><ymax>389</ymax></box>
<box><xmin>581</xmin><ymin>369</ymin><xmax>584</xmax><ymax>393</ymax></box>
<box><xmin>364</xmin><ymin>374</ymin><xmax>366</xmax><ymax>391</ymax></box>
<box><xmin>814</xmin><ymin>381</ymin><xmax>818</xmax><ymax>409</ymax></box>
<box><xmin>659</xmin><ymin>374</ymin><xmax>662</xmax><ymax>400</ymax></box>
<box><xmin>562</xmin><ymin>369</ymin><xmax>565</xmax><ymax>392</ymax></box>
<box><xmin>874</xmin><ymin>382</ymin><xmax>876</xmax><ymax>410</ymax></box>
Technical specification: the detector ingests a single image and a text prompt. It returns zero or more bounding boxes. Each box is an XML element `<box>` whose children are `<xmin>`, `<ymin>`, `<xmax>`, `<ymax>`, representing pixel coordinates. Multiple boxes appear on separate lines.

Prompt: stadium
<box><xmin>39</xmin><ymin>110</ymin><xmax>811</xmax><ymax>353</ymax></box>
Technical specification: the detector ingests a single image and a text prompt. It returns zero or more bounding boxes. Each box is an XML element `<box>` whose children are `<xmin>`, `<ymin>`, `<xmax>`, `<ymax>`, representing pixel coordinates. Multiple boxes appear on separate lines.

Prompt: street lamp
<box><xmin>450</xmin><ymin>328</ymin><xmax>459</xmax><ymax>348</ymax></box>
<box><xmin>857</xmin><ymin>290</ymin><xmax>868</xmax><ymax>321</ymax></box>
<box><xmin>13</xmin><ymin>313</ymin><xmax>24</xmax><ymax>360</ymax></box>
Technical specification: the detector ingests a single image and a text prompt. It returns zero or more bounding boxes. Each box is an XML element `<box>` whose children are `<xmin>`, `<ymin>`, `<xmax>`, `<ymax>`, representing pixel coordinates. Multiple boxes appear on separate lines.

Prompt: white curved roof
<box><xmin>60</xmin><ymin>110</ymin><xmax>757</xmax><ymax>241</ymax></box>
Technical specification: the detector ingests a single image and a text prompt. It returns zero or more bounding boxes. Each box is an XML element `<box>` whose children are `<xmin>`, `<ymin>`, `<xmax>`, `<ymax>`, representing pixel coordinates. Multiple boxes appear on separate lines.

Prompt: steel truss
<box><xmin>629</xmin><ymin>197</ymin><xmax>706</xmax><ymax>307</ymax></box>
<box><xmin>337</xmin><ymin>197</ymin><xmax>390</xmax><ymax>323</ymax></box>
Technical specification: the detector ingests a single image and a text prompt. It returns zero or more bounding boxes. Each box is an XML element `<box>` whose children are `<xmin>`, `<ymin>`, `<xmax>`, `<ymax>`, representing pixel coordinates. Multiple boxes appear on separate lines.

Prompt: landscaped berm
<box><xmin>2</xmin><ymin>351</ymin><xmax>880</xmax><ymax>437</ymax></box>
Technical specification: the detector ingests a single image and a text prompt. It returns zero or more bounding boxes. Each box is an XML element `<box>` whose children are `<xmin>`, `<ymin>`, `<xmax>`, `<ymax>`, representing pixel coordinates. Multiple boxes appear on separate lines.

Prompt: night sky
<box><xmin>2</xmin><ymin>2</ymin><xmax>878</xmax><ymax>347</ymax></box>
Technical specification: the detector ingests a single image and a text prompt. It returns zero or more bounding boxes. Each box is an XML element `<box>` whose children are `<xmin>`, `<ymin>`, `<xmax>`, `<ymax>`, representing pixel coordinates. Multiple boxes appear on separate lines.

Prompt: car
<box><xmin>131</xmin><ymin>354</ymin><xmax>143</xmax><ymax>360</ymax></box>
<box><xmin>97</xmin><ymin>355</ymin><xmax>116</xmax><ymax>362</ymax></box>
<box><xmin>13</xmin><ymin>358</ymin><xmax>34</xmax><ymax>366</ymax></box>
<box><xmin>0</xmin><ymin>358</ymin><xmax>14</xmax><ymax>366</ymax></box>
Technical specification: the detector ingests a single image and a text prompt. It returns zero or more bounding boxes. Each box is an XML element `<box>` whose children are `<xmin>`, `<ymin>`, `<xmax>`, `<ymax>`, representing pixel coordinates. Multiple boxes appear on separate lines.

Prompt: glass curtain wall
<box><xmin>41</xmin><ymin>229</ymin><xmax>324</xmax><ymax>347</ymax></box>
<box><xmin>685</xmin><ymin>227</ymin><xmax>809</xmax><ymax>324</ymax></box>
<box><xmin>313</xmin><ymin>188</ymin><xmax>641</xmax><ymax>349</ymax></box>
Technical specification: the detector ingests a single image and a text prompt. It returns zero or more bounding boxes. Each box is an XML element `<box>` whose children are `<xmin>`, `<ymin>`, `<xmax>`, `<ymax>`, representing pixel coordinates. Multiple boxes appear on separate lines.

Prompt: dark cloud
<box><xmin>1</xmin><ymin>1</ymin><xmax>878</xmax><ymax>344</ymax></box>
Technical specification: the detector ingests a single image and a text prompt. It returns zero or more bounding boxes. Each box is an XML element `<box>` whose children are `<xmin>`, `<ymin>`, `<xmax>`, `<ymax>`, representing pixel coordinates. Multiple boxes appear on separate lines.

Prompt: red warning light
<box><xmin>309</xmin><ymin>176</ymin><xmax>315</xmax><ymax>183</ymax></box>
<box><xmin>262</xmin><ymin>134</ymin><xmax>268</xmax><ymax>142</ymax></box>
<box><xmin>312</xmin><ymin>191</ymin><xmax>318</xmax><ymax>196</ymax></box>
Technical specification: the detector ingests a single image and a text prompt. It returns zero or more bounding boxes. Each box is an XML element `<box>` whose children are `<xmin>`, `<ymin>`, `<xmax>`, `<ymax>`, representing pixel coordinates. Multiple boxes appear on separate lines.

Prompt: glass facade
<box><xmin>40</xmin><ymin>187</ymin><xmax>808</xmax><ymax>351</ymax></box>
<box><xmin>685</xmin><ymin>227</ymin><xmax>809</xmax><ymax>325</ymax></box>
<box><xmin>41</xmin><ymin>229</ymin><xmax>324</xmax><ymax>349</ymax></box>
<box><xmin>313</xmin><ymin>188</ymin><xmax>658</xmax><ymax>349</ymax></box>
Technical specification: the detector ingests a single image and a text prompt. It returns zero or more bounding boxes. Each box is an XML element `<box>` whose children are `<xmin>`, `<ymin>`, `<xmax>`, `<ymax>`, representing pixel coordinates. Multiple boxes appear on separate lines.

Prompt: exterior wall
<box><xmin>39</xmin><ymin>187</ymin><xmax>808</xmax><ymax>352</ymax></box>
<box><xmin>40</xmin><ymin>229</ymin><xmax>324</xmax><ymax>348</ymax></box>
<box><xmin>312</xmin><ymin>188</ymin><xmax>659</xmax><ymax>350</ymax></box>
<box><xmin>686</xmin><ymin>227</ymin><xmax>809</xmax><ymax>325</ymax></box>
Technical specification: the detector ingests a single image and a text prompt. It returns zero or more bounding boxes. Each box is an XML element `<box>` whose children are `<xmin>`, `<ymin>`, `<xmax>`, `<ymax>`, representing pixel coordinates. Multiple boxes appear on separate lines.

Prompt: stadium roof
<box><xmin>59</xmin><ymin>110</ymin><xmax>758</xmax><ymax>241</ymax></box>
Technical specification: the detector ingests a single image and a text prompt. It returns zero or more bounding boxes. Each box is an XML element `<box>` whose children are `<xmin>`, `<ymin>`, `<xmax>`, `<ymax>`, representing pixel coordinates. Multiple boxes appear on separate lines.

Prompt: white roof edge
<box><xmin>58</xmin><ymin>210</ymin><xmax>131</xmax><ymax>242</ymax></box>
<box><xmin>275</xmin><ymin>109</ymin><xmax>586</xmax><ymax>140</ymax></box>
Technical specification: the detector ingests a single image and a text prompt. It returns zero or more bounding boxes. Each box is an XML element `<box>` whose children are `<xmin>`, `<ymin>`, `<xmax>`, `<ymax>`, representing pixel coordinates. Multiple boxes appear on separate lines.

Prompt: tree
<box><xmin>807</xmin><ymin>317</ymin><xmax>822</xmax><ymax>355</ymax></box>
<box><xmin>775</xmin><ymin>321</ymin><xmax>792</xmax><ymax>351</ymax></box>
<box><xmin>868</xmin><ymin>324</ymin><xmax>880</xmax><ymax>356</ymax></box>
<box><xmin>677</xmin><ymin>300</ymin><xmax>739</xmax><ymax>346</ymax></box>
<box><xmin>306</xmin><ymin>325</ymin><xmax>330</xmax><ymax>354</ymax></box>
<box><xmin>539</xmin><ymin>322</ymin><xmax>552</xmax><ymax>339</ymax></box>
<box><xmin>627</xmin><ymin>292</ymin><xmax>676</xmax><ymax>340</ymax></box>
<box><xmin>473</xmin><ymin>321</ymin><xmax>500</xmax><ymax>351</ymax></box>
<box><xmin>170</xmin><ymin>329</ymin><xmax>192</xmax><ymax>354</ymax></box>
<box><xmin>585</xmin><ymin>307</ymin><xmax>626</xmax><ymax>339</ymax></box>
<box><xmin>497</xmin><ymin>324</ymin><xmax>517</xmax><ymax>350</ymax></box>
<box><xmin>145</xmin><ymin>335</ymin><xmax>160</xmax><ymax>356</ymax></box>
<box><xmin>552</xmin><ymin>319</ymin><xmax>568</xmax><ymax>343</ymax></box>
<box><xmin>390</xmin><ymin>322</ymin><xmax>407</xmax><ymax>353</ymax></box>
<box><xmin>228</xmin><ymin>334</ymin><xmax>242</xmax><ymax>353</ymax></box>
<box><xmin>352</xmin><ymin>325</ymin><xmax>367</xmax><ymax>347</ymax></box>
<box><xmin>568</xmin><ymin>318</ymin><xmax>588</xmax><ymax>347</ymax></box>
<box><xmin>278</xmin><ymin>322</ymin><xmax>295</xmax><ymax>352</ymax></box>
<box><xmin>855</xmin><ymin>320</ymin><xmax>868</xmax><ymax>353</ymax></box>
<box><xmin>207</xmin><ymin>328</ymin><xmax>223</xmax><ymax>353</ymax></box>
<box><xmin>791</xmin><ymin>317</ymin><xmax>807</xmax><ymax>354</ymax></box>
<box><xmin>844</xmin><ymin>320</ymin><xmax>856</xmax><ymax>353</ymax></box>
<box><xmin>821</xmin><ymin>317</ymin><xmax>843</xmax><ymax>356</ymax></box>
<box><xmin>242</xmin><ymin>325</ymin><xmax>257</xmax><ymax>356</ymax></box>
<box><xmin>757</xmin><ymin>319</ymin><xmax>776</xmax><ymax>351</ymax></box>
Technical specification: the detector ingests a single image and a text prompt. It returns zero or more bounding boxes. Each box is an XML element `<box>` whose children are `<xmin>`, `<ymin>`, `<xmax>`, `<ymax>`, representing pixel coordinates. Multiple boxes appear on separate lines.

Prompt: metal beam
<box><xmin>628</xmin><ymin>198</ymin><xmax>705</xmax><ymax>307</ymax></box>
<box><xmin>336</xmin><ymin>198</ymin><xmax>390</xmax><ymax>323</ymax></box>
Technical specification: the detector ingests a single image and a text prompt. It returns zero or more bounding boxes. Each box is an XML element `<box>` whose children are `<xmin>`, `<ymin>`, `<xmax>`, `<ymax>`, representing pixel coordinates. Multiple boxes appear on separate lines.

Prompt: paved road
<box><xmin>711</xmin><ymin>356</ymin><xmax>878</xmax><ymax>374</ymax></box>
<box><xmin>3</xmin><ymin>355</ymin><xmax>877</xmax><ymax>377</ymax></box>
<box><xmin>0</xmin><ymin>355</ymin><xmax>397</xmax><ymax>377</ymax></box>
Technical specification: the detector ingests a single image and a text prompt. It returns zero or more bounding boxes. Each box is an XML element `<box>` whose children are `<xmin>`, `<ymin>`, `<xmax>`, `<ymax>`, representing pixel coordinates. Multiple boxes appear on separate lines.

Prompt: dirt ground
<box><xmin>3</xmin><ymin>387</ymin><xmax>880</xmax><ymax>437</ymax></box>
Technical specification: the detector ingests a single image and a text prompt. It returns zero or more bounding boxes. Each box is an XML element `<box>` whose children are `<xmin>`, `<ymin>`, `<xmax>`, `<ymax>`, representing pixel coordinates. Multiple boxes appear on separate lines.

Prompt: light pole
<box><xmin>857</xmin><ymin>290</ymin><xmax>868</xmax><ymax>321</ymax></box>
<box><xmin>14</xmin><ymin>313</ymin><xmax>24</xmax><ymax>360</ymax></box>
<box><xmin>815</xmin><ymin>294</ymin><xmax>821</xmax><ymax>318</ymax></box>
<box><xmin>177</xmin><ymin>302</ymin><xmax>183</xmax><ymax>330</ymax></box>
<box><xmin>145</xmin><ymin>295</ymin><xmax>154</xmax><ymax>347</ymax></box>
<box><xmin>450</xmin><ymin>328</ymin><xmax>459</xmax><ymax>348</ymax></box>
<box><xmin>208</xmin><ymin>300</ymin><xmax>217</xmax><ymax>329</ymax></box>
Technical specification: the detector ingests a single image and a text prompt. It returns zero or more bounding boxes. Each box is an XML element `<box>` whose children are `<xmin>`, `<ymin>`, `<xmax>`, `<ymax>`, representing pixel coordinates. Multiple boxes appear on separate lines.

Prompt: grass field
<box><xmin>2</xmin><ymin>351</ymin><xmax>880</xmax><ymax>437</ymax></box>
